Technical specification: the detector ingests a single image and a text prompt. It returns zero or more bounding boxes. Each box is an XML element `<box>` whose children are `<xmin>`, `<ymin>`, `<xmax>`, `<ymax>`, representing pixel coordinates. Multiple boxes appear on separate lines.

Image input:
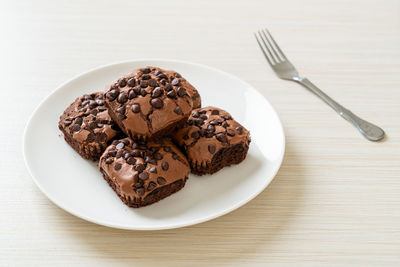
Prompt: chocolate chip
<box><xmin>222</xmin><ymin>121</ymin><xmax>229</xmax><ymax>128</ymax></box>
<box><xmin>151</xmin><ymin>98</ymin><xmax>163</xmax><ymax>109</ymax></box>
<box><xmin>114</xmin><ymin>163</ymin><xmax>122</xmax><ymax>171</ymax></box>
<box><xmin>236</xmin><ymin>126</ymin><xmax>243</xmax><ymax>134</ymax></box>
<box><xmin>149</xmin><ymin>166</ymin><xmax>157</xmax><ymax>173</ymax></box>
<box><xmin>154</xmin><ymin>70</ymin><xmax>161</xmax><ymax>76</ymax></box>
<box><xmin>161</xmin><ymin>162</ymin><xmax>169</xmax><ymax>171</ymax></box>
<box><xmin>147</xmin><ymin>181</ymin><xmax>157</xmax><ymax>191</ymax></box>
<box><xmin>209</xmin><ymin>120</ymin><xmax>219</xmax><ymax>126</ymax></box>
<box><xmin>136</xmin><ymin>188</ymin><xmax>145</xmax><ymax>196</ymax></box>
<box><xmin>211</xmin><ymin>109</ymin><xmax>219</xmax><ymax>115</ymax></box>
<box><xmin>148</xmin><ymin>79</ymin><xmax>157</xmax><ymax>87</ymax></box>
<box><xmin>116</xmin><ymin>150</ymin><xmax>123</xmax><ymax>158</ymax></box>
<box><xmin>157</xmin><ymin>177</ymin><xmax>166</xmax><ymax>185</ymax></box>
<box><xmin>128</xmin><ymin>89</ymin><xmax>136</xmax><ymax>99</ymax></box>
<box><xmin>177</xmin><ymin>87</ymin><xmax>186</xmax><ymax>97</ymax></box>
<box><xmin>83</xmin><ymin>94</ymin><xmax>91</xmax><ymax>100</ymax></box>
<box><xmin>127</xmin><ymin>78</ymin><xmax>135</xmax><ymax>87</ymax></box>
<box><xmin>116</xmin><ymin>142</ymin><xmax>125</xmax><ymax>150</ymax></box>
<box><xmin>191</xmin><ymin>131</ymin><xmax>200</xmax><ymax>139</ymax></box>
<box><xmin>135</xmin><ymin>164</ymin><xmax>145</xmax><ymax>173</ymax></box>
<box><xmin>166</xmin><ymin>90</ymin><xmax>176</xmax><ymax>98</ymax></box>
<box><xmin>163</xmin><ymin>146</ymin><xmax>171</xmax><ymax>152</ymax></box>
<box><xmin>133</xmin><ymin>86</ymin><xmax>141</xmax><ymax>94</ymax></box>
<box><xmin>200</xmin><ymin>114</ymin><xmax>208</xmax><ymax>120</ymax></box>
<box><xmin>89</xmin><ymin>121</ymin><xmax>97</xmax><ymax>129</ymax></box>
<box><xmin>75</xmin><ymin>117</ymin><xmax>83</xmax><ymax>125</ymax></box>
<box><xmin>174</xmin><ymin>106</ymin><xmax>182</xmax><ymax>115</ymax></box>
<box><xmin>90</xmin><ymin>109</ymin><xmax>98</xmax><ymax>116</ymax></box>
<box><xmin>227</xmin><ymin>129</ymin><xmax>235</xmax><ymax>136</ymax></box>
<box><xmin>117</xmin><ymin>106</ymin><xmax>126</xmax><ymax>114</ymax></box>
<box><xmin>70</xmin><ymin>124</ymin><xmax>80</xmax><ymax>132</ymax></box>
<box><xmin>158</xmin><ymin>73</ymin><xmax>167</xmax><ymax>79</ymax></box>
<box><xmin>108</xmin><ymin>150</ymin><xmax>117</xmax><ymax>157</ymax></box>
<box><xmin>63</xmin><ymin>120</ymin><xmax>72</xmax><ymax>126</ymax></box>
<box><xmin>175</xmin><ymin>72</ymin><xmax>182</xmax><ymax>78</ymax></box>
<box><xmin>127</xmin><ymin>157</ymin><xmax>136</xmax><ymax>165</ymax></box>
<box><xmin>106</xmin><ymin>89</ymin><xmax>119</xmax><ymax>101</ymax></box>
<box><xmin>140</xmin><ymin>80</ymin><xmax>148</xmax><ymax>88</ymax></box>
<box><xmin>89</xmin><ymin>100</ymin><xmax>98</xmax><ymax>109</ymax></box>
<box><xmin>112</xmin><ymin>140</ymin><xmax>119</xmax><ymax>145</ymax></box>
<box><xmin>199</xmin><ymin>110</ymin><xmax>207</xmax><ymax>114</ymax></box>
<box><xmin>192</xmin><ymin>111</ymin><xmax>199</xmax><ymax>118</ymax></box>
<box><xmin>105</xmin><ymin>157</ymin><xmax>113</xmax><ymax>164</ymax></box>
<box><xmin>131</xmin><ymin>104</ymin><xmax>140</xmax><ymax>113</ymax></box>
<box><xmin>216</xmin><ymin>133</ymin><xmax>228</xmax><ymax>143</ymax></box>
<box><xmin>81</xmin><ymin>100</ymin><xmax>89</xmax><ymax>107</ymax></box>
<box><xmin>96</xmin><ymin>99</ymin><xmax>104</xmax><ymax>106</ymax></box>
<box><xmin>123</xmin><ymin>152</ymin><xmax>131</xmax><ymax>160</ymax></box>
<box><xmin>208</xmin><ymin>144</ymin><xmax>216</xmax><ymax>154</ymax></box>
<box><xmin>139</xmin><ymin>89</ymin><xmax>146</xmax><ymax>96</ymax></box>
<box><xmin>142</xmin><ymin>68</ymin><xmax>151</xmax><ymax>74</ymax></box>
<box><xmin>97</xmin><ymin>94</ymin><xmax>104</xmax><ymax>99</ymax></box>
<box><xmin>145</xmin><ymin>156</ymin><xmax>157</xmax><ymax>165</ymax></box>
<box><xmin>207</xmin><ymin>125</ymin><xmax>216</xmax><ymax>132</ymax></box>
<box><xmin>117</xmin><ymin>93</ymin><xmax>128</xmax><ymax>104</ymax></box>
<box><xmin>154</xmin><ymin>153</ymin><xmax>163</xmax><ymax>160</ymax></box>
<box><xmin>131</xmin><ymin>149</ymin><xmax>140</xmax><ymax>157</ymax></box>
<box><xmin>172</xmin><ymin>153</ymin><xmax>179</xmax><ymax>160</ymax></box>
<box><xmin>142</xmin><ymin>74</ymin><xmax>151</xmax><ymax>80</ymax></box>
<box><xmin>165</xmin><ymin>83</ymin><xmax>173</xmax><ymax>91</ymax></box>
<box><xmin>118</xmin><ymin>78</ymin><xmax>127</xmax><ymax>87</ymax></box>
<box><xmin>138</xmin><ymin>172</ymin><xmax>149</xmax><ymax>180</ymax></box>
<box><xmin>152</xmin><ymin>87</ymin><xmax>163</xmax><ymax>98</ymax></box>
<box><xmin>171</xmin><ymin>78</ymin><xmax>180</xmax><ymax>86</ymax></box>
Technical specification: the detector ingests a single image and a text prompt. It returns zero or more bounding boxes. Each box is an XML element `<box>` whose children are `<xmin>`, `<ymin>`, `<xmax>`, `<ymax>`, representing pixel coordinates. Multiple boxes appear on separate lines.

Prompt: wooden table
<box><xmin>1</xmin><ymin>0</ymin><xmax>399</xmax><ymax>265</ymax></box>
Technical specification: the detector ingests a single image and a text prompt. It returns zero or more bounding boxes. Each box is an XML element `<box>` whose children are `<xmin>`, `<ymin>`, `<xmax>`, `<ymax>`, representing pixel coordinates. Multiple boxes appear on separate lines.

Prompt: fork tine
<box><xmin>255</xmin><ymin>32</ymin><xmax>275</xmax><ymax>65</ymax></box>
<box><xmin>260</xmin><ymin>29</ymin><xmax>281</xmax><ymax>62</ymax></box>
<box><xmin>265</xmin><ymin>29</ymin><xmax>287</xmax><ymax>60</ymax></box>
<box><xmin>256</xmin><ymin>31</ymin><xmax>276</xmax><ymax>64</ymax></box>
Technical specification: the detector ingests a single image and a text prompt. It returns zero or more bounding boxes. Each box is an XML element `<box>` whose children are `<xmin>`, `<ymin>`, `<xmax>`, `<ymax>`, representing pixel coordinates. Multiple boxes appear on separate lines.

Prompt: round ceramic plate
<box><xmin>23</xmin><ymin>59</ymin><xmax>285</xmax><ymax>230</ymax></box>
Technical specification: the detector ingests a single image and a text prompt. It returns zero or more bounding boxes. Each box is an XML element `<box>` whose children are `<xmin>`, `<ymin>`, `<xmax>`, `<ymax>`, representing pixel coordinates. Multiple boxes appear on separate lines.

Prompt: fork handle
<box><xmin>293</xmin><ymin>77</ymin><xmax>385</xmax><ymax>141</ymax></box>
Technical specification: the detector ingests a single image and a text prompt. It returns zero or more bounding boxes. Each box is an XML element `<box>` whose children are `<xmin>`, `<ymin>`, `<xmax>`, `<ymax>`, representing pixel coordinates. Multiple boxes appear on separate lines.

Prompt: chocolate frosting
<box><xmin>99</xmin><ymin>137</ymin><xmax>190</xmax><ymax>200</ymax></box>
<box><xmin>59</xmin><ymin>92</ymin><xmax>120</xmax><ymax>153</ymax></box>
<box><xmin>173</xmin><ymin>107</ymin><xmax>251</xmax><ymax>166</ymax></box>
<box><xmin>104</xmin><ymin>67</ymin><xmax>199</xmax><ymax>140</ymax></box>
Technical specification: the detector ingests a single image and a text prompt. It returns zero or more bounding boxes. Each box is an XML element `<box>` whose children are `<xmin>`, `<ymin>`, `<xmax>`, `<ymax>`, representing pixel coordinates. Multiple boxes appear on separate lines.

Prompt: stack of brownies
<box><xmin>59</xmin><ymin>67</ymin><xmax>250</xmax><ymax>208</ymax></box>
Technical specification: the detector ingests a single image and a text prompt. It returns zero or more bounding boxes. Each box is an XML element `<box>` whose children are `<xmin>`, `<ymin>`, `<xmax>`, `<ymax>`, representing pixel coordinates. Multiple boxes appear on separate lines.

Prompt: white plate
<box><xmin>23</xmin><ymin>59</ymin><xmax>285</xmax><ymax>230</ymax></box>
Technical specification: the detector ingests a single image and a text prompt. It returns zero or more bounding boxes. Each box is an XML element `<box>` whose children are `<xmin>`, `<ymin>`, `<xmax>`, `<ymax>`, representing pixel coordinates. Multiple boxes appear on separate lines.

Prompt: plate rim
<box><xmin>23</xmin><ymin>58</ymin><xmax>286</xmax><ymax>230</ymax></box>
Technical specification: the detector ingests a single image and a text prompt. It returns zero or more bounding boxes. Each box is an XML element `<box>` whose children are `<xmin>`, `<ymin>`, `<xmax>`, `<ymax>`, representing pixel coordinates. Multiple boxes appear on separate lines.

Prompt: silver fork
<box><xmin>255</xmin><ymin>29</ymin><xmax>385</xmax><ymax>141</ymax></box>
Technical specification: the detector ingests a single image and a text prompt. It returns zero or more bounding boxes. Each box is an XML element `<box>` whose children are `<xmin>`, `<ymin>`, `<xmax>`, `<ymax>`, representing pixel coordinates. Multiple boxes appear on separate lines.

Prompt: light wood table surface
<box><xmin>1</xmin><ymin>0</ymin><xmax>399</xmax><ymax>266</ymax></box>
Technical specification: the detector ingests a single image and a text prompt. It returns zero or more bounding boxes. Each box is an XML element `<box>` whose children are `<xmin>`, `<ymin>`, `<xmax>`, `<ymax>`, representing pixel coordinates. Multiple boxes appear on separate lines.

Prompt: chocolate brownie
<box><xmin>104</xmin><ymin>67</ymin><xmax>199</xmax><ymax>141</ymax></box>
<box><xmin>99</xmin><ymin>137</ymin><xmax>190</xmax><ymax>208</ymax></box>
<box><xmin>59</xmin><ymin>92</ymin><xmax>121</xmax><ymax>161</ymax></box>
<box><xmin>173</xmin><ymin>107</ymin><xmax>250</xmax><ymax>175</ymax></box>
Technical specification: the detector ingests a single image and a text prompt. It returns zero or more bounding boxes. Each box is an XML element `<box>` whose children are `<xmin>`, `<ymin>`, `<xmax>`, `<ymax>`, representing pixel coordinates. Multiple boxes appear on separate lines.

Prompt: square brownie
<box><xmin>104</xmin><ymin>67</ymin><xmax>200</xmax><ymax>141</ymax></box>
<box><xmin>173</xmin><ymin>107</ymin><xmax>250</xmax><ymax>175</ymax></box>
<box><xmin>99</xmin><ymin>137</ymin><xmax>190</xmax><ymax>208</ymax></box>
<box><xmin>58</xmin><ymin>92</ymin><xmax>121</xmax><ymax>161</ymax></box>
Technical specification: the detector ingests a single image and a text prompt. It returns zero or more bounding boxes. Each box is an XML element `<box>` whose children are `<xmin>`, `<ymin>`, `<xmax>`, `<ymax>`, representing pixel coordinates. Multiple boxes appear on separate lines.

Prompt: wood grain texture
<box><xmin>1</xmin><ymin>0</ymin><xmax>399</xmax><ymax>266</ymax></box>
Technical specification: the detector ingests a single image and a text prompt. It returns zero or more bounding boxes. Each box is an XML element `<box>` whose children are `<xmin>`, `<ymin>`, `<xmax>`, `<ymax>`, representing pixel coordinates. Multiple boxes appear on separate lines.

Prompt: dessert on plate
<box><xmin>58</xmin><ymin>92</ymin><xmax>121</xmax><ymax>161</ymax></box>
<box><xmin>173</xmin><ymin>106</ymin><xmax>250</xmax><ymax>175</ymax></box>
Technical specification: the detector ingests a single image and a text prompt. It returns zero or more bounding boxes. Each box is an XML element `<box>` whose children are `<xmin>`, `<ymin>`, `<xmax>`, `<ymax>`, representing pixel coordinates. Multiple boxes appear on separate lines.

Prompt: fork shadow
<box><xmin>49</xmin><ymin>139</ymin><xmax>305</xmax><ymax>264</ymax></box>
